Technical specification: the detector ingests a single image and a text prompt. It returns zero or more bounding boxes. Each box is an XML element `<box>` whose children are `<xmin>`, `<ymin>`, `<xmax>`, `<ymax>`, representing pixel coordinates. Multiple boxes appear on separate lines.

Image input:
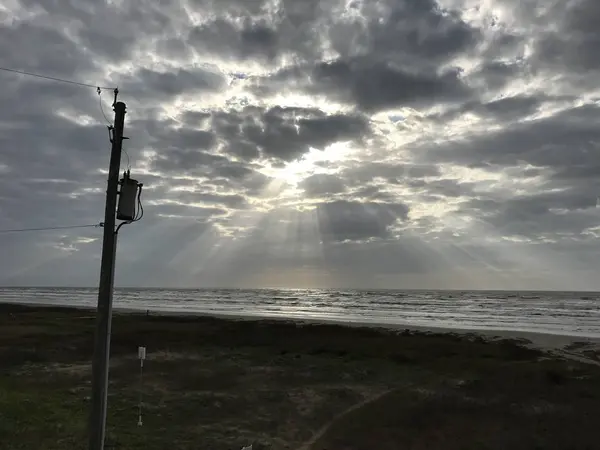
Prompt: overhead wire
<box><xmin>134</xmin><ymin>185</ymin><xmax>144</xmax><ymax>221</ymax></box>
<box><xmin>0</xmin><ymin>223</ymin><xmax>104</xmax><ymax>234</ymax></box>
<box><xmin>0</xmin><ymin>66</ymin><xmax>116</xmax><ymax>90</ymax></box>
<box><xmin>0</xmin><ymin>66</ymin><xmax>145</xmax><ymax>232</ymax></box>
<box><xmin>98</xmin><ymin>88</ymin><xmax>113</xmax><ymax>126</ymax></box>
<box><xmin>122</xmin><ymin>148</ymin><xmax>131</xmax><ymax>171</ymax></box>
<box><xmin>2</xmin><ymin>65</ymin><xmax>124</xmax><ymax>153</ymax></box>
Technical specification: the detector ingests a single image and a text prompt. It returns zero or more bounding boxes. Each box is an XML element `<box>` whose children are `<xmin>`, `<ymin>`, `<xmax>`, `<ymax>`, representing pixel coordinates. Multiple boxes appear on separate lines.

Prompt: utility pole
<box><xmin>89</xmin><ymin>97</ymin><xmax>126</xmax><ymax>450</ymax></box>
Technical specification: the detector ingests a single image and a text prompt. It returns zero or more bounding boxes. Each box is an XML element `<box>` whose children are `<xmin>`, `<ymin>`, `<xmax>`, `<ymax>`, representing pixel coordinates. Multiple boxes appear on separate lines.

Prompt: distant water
<box><xmin>1</xmin><ymin>287</ymin><xmax>600</xmax><ymax>337</ymax></box>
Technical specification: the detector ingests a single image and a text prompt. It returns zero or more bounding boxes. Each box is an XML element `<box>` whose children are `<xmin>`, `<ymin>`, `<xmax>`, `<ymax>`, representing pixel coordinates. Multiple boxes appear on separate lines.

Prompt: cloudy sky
<box><xmin>1</xmin><ymin>0</ymin><xmax>600</xmax><ymax>290</ymax></box>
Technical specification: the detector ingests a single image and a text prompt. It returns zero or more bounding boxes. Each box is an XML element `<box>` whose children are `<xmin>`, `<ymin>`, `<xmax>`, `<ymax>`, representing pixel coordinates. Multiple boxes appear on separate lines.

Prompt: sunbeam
<box><xmin>261</xmin><ymin>142</ymin><xmax>356</xmax><ymax>193</ymax></box>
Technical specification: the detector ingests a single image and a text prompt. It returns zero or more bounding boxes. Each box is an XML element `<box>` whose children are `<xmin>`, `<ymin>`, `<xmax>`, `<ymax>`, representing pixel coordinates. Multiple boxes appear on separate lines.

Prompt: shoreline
<box><xmin>4</xmin><ymin>300</ymin><xmax>600</xmax><ymax>354</ymax></box>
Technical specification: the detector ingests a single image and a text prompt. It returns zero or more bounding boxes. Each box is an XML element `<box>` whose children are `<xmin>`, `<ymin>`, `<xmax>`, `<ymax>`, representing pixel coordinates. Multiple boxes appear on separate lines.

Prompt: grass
<box><xmin>1</xmin><ymin>304</ymin><xmax>600</xmax><ymax>449</ymax></box>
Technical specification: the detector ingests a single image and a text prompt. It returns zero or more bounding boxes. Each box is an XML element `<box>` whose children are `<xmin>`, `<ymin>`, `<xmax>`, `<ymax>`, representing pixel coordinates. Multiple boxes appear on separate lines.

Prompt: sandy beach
<box><xmin>3</xmin><ymin>302</ymin><xmax>600</xmax><ymax>449</ymax></box>
<box><xmin>8</xmin><ymin>299</ymin><xmax>600</xmax><ymax>353</ymax></box>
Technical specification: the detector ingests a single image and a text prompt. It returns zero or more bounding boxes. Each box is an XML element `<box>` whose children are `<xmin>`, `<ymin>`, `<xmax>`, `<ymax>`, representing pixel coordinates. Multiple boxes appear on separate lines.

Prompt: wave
<box><xmin>2</xmin><ymin>287</ymin><xmax>600</xmax><ymax>337</ymax></box>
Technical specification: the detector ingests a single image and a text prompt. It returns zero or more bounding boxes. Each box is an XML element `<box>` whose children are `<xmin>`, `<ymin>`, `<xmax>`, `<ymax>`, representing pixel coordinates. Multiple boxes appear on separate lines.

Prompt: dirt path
<box><xmin>296</xmin><ymin>348</ymin><xmax>600</xmax><ymax>450</ymax></box>
<box><xmin>296</xmin><ymin>389</ymin><xmax>395</xmax><ymax>450</ymax></box>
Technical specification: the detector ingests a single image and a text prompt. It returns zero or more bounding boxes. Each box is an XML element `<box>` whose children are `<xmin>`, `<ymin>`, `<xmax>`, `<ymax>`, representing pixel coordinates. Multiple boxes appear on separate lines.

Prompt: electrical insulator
<box><xmin>117</xmin><ymin>173</ymin><xmax>139</xmax><ymax>221</ymax></box>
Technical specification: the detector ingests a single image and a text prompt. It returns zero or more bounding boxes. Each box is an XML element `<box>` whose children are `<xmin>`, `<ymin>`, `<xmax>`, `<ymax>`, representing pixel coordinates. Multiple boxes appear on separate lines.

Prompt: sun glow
<box><xmin>267</xmin><ymin>142</ymin><xmax>355</xmax><ymax>186</ymax></box>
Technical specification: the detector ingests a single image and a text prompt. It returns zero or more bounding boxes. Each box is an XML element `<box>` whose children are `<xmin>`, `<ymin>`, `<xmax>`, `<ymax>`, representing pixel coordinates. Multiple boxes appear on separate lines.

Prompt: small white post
<box><xmin>137</xmin><ymin>346</ymin><xmax>146</xmax><ymax>426</ymax></box>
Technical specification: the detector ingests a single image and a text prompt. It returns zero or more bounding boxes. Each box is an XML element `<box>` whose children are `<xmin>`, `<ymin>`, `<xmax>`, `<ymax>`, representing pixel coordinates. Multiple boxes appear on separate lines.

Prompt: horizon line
<box><xmin>0</xmin><ymin>285</ymin><xmax>599</xmax><ymax>293</ymax></box>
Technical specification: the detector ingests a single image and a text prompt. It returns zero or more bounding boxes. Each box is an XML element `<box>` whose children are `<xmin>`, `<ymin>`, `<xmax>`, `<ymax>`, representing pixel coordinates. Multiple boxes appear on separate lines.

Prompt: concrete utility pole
<box><xmin>89</xmin><ymin>98</ymin><xmax>126</xmax><ymax>450</ymax></box>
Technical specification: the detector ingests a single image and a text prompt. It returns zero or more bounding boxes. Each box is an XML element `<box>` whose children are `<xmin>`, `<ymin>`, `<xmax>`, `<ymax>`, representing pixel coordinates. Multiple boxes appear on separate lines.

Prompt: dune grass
<box><xmin>1</xmin><ymin>304</ymin><xmax>600</xmax><ymax>449</ymax></box>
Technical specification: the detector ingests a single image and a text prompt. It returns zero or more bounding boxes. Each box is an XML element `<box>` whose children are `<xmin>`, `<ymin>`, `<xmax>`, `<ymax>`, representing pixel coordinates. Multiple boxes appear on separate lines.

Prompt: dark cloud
<box><xmin>148</xmin><ymin>148</ymin><xmax>272</xmax><ymax>200</ymax></box>
<box><xmin>151</xmin><ymin>148</ymin><xmax>222</xmax><ymax>175</ymax></box>
<box><xmin>343</xmin><ymin>163</ymin><xmax>440</xmax><ymax>186</ymax></box>
<box><xmin>316</xmin><ymin>200</ymin><xmax>409</xmax><ymax>242</ymax></box>
<box><xmin>300</xmin><ymin>174</ymin><xmax>346</xmax><ymax>198</ymax></box>
<box><xmin>316</xmin><ymin>58</ymin><xmax>470</xmax><ymax>112</ymax></box>
<box><xmin>188</xmin><ymin>19</ymin><xmax>280</xmax><ymax>62</ymax></box>
<box><xmin>187</xmin><ymin>0</ymin><xmax>334</xmax><ymax>64</ymax></box>
<box><xmin>226</xmin><ymin>200</ymin><xmax>409</xmax><ymax>247</ymax></box>
<box><xmin>211</xmin><ymin>165</ymin><xmax>272</xmax><ymax>197</ymax></box>
<box><xmin>120</xmin><ymin>66</ymin><xmax>226</xmax><ymax>100</ymax></box>
<box><xmin>251</xmin><ymin>0</ymin><xmax>482</xmax><ymax>112</ymax></box>
<box><xmin>470</xmin><ymin>96</ymin><xmax>542</xmax><ymax>120</ymax></box>
<box><xmin>213</xmin><ymin>106</ymin><xmax>370</xmax><ymax>161</ymax></box>
<box><xmin>187</xmin><ymin>0</ymin><xmax>267</xmax><ymax>15</ymax></box>
<box><xmin>460</xmin><ymin>192</ymin><xmax>600</xmax><ymax>240</ymax></box>
<box><xmin>350</xmin><ymin>185</ymin><xmax>398</xmax><ymax>202</ymax></box>
<box><xmin>179</xmin><ymin>111</ymin><xmax>212</xmax><ymax>128</ymax></box>
<box><xmin>0</xmin><ymin>22</ymin><xmax>97</xmax><ymax>79</ymax></box>
<box><xmin>258</xmin><ymin>56</ymin><xmax>471</xmax><ymax>113</ymax></box>
<box><xmin>468</xmin><ymin>60</ymin><xmax>527</xmax><ymax>92</ymax></box>
<box><xmin>429</xmin><ymin>95</ymin><xmax>545</xmax><ymax>125</ymax></box>
<box><xmin>533</xmin><ymin>0</ymin><xmax>600</xmax><ymax>74</ymax></box>
<box><xmin>326</xmin><ymin>0</ymin><xmax>479</xmax><ymax>62</ymax></box>
<box><xmin>419</xmin><ymin>104</ymin><xmax>600</xmax><ymax>172</ymax></box>
<box><xmin>411</xmin><ymin>100</ymin><xmax>600</xmax><ymax>244</ymax></box>
<box><xmin>19</xmin><ymin>0</ymin><xmax>189</xmax><ymax>63</ymax></box>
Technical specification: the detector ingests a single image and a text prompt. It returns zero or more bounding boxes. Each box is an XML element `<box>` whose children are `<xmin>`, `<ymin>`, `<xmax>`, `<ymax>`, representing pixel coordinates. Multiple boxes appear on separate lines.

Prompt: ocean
<box><xmin>1</xmin><ymin>287</ymin><xmax>599</xmax><ymax>337</ymax></box>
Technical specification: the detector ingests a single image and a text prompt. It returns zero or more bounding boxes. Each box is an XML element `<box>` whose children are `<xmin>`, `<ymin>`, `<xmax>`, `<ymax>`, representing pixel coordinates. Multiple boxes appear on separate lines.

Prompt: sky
<box><xmin>1</xmin><ymin>0</ymin><xmax>600</xmax><ymax>290</ymax></box>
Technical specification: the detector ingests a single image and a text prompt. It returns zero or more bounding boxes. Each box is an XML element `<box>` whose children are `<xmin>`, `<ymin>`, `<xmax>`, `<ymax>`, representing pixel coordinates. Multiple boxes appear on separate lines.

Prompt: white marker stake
<box><xmin>138</xmin><ymin>346</ymin><xmax>146</xmax><ymax>365</ymax></box>
<box><xmin>137</xmin><ymin>346</ymin><xmax>146</xmax><ymax>426</ymax></box>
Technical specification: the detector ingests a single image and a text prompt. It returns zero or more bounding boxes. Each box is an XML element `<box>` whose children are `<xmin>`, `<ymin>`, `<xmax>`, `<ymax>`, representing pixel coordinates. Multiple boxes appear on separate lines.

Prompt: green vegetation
<box><xmin>1</xmin><ymin>304</ymin><xmax>600</xmax><ymax>449</ymax></box>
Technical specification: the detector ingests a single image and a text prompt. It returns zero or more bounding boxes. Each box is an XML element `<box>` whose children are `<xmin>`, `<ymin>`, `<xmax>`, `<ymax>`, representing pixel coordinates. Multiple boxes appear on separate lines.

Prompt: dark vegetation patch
<box><xmin>1</xmin><ymin>304</ymin><xmax>599</xmax><ymax>450</ymax></box>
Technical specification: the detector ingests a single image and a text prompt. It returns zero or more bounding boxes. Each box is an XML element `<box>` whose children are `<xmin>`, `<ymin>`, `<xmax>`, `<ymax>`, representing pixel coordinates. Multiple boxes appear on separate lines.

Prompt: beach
<box><xmin>2</xmin><ymin>287</ymin><xmax>600</xmax><ymax>338</ymax></box>
<box><xmin>3</xmin><ymin>302</ymin><xmax>600</xmax><ymax>449</ymax></box>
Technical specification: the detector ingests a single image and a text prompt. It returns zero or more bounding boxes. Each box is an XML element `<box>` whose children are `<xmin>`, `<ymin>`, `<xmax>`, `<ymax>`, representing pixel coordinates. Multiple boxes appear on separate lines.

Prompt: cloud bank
<box><xmin>1</xmin><ymin>0</ymin><xmax>600</xmax><ymax>290</ymax></box>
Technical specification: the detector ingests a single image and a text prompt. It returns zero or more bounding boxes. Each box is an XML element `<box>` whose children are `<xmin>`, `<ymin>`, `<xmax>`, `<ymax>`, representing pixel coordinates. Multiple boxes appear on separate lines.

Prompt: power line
<box><xmin>0</xmin><ymin>66</ymin><xmax>115</xmax><ymax>90</ymax></box>
<box><xmin>122</xmin><ymin>147</ymin><xmax>131</xmax><ymax>171</ymax></box>
<box><xmin>0</xmin><ymin>223</ymin><xmax>104</xmax><ymax>234</ymax></box>
<box><xmin>98</xmin><ymin>91</ymin><xmax>113</xmax><ymax>126</ymax></box>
